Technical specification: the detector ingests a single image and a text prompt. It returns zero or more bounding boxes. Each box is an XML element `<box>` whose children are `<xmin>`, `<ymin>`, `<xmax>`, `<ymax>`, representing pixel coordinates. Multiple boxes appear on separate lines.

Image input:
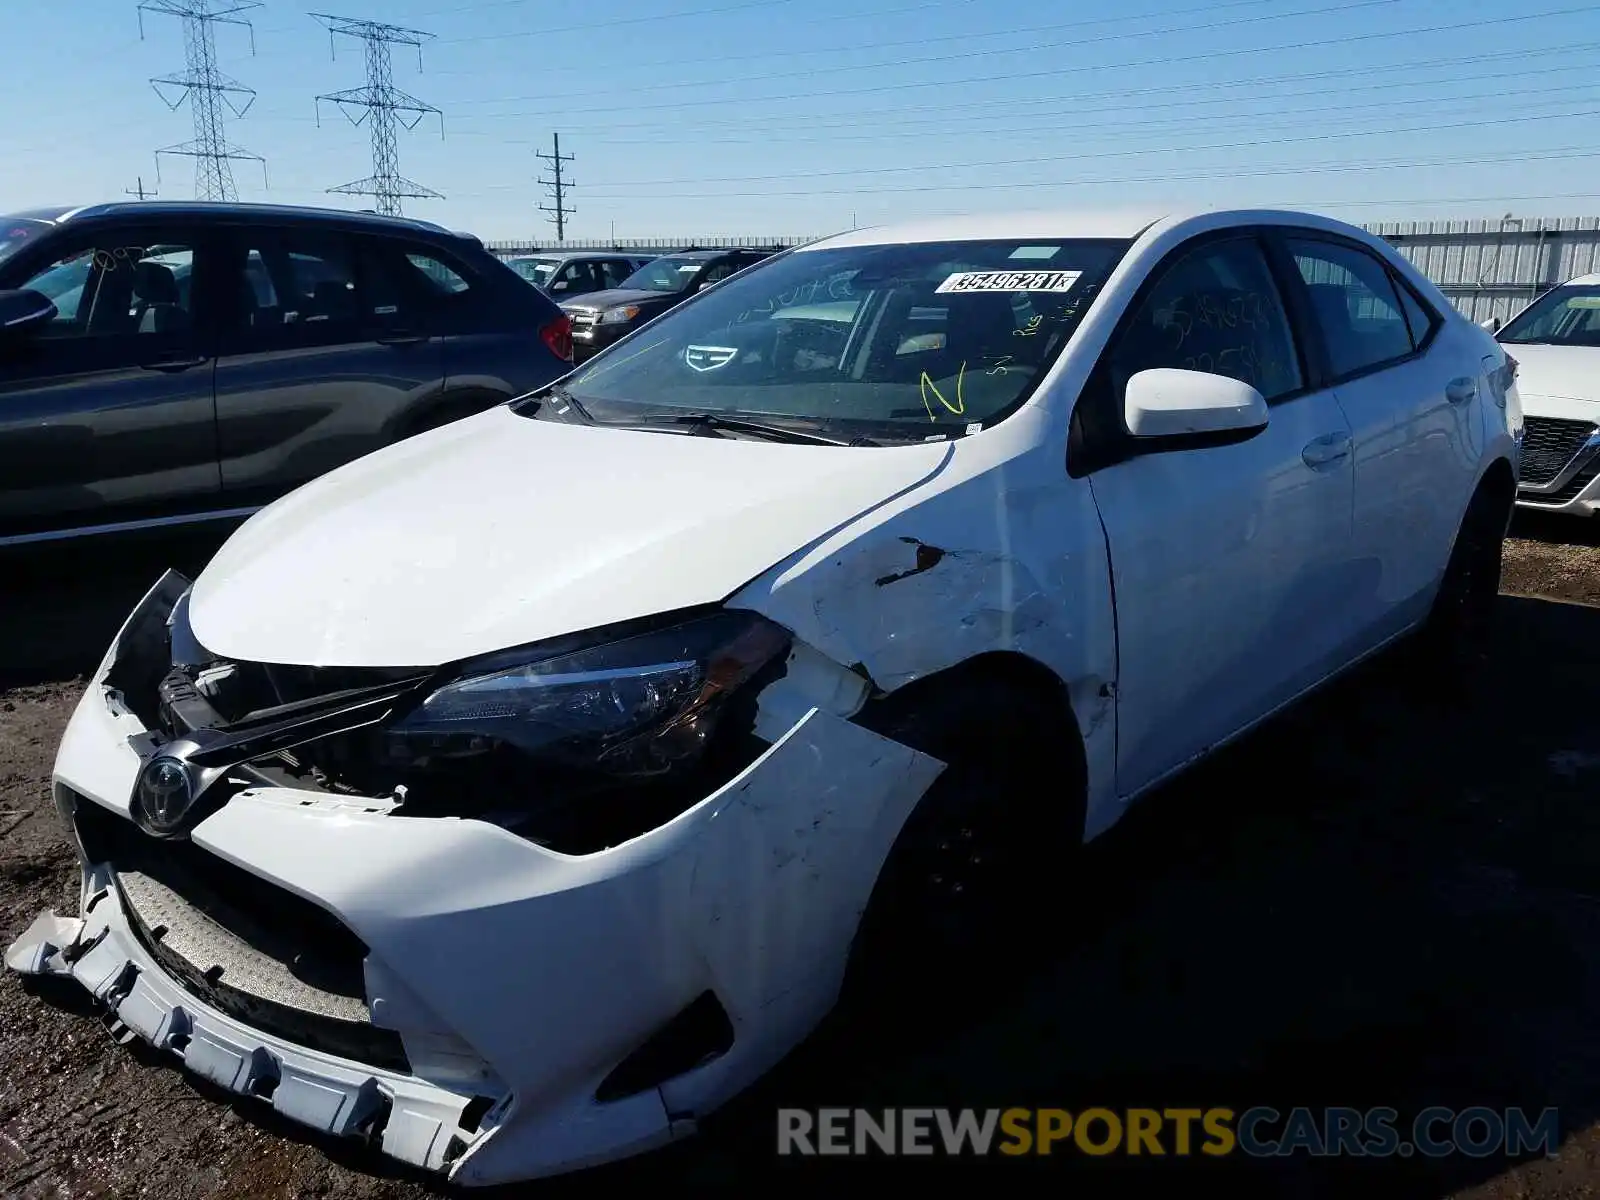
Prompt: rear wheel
<box><xmin>1410</xmin><ymin>478</ymin><xmax>1512</xmax><ymax>691</ymax></box>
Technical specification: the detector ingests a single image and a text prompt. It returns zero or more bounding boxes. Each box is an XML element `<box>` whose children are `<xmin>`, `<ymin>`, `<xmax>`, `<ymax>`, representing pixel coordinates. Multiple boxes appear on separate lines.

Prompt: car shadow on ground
<box><xmin>538</xmin><ymin>593</ymin><xmax>1600</xmax><ymax>1196</ymax></box>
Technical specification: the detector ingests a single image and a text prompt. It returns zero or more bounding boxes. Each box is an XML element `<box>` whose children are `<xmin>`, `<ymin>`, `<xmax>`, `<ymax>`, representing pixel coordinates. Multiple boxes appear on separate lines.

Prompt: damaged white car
<box><xmin>7</xmin><ymin>208</ymin><xmax>1520</xmax><ymax>1184</ymax></box>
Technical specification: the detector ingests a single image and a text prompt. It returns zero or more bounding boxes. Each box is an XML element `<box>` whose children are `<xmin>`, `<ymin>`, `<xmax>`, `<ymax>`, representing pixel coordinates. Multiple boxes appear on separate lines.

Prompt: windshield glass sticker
<box><xmin>936</xmin><ymin>270</ymin><xmax>1082</xmax><ymax>294</ymax></box>
<box><xmin>1008</xmin><ymin>246</ymin><xmax>1061</xmax><ymax>260</ymax></box>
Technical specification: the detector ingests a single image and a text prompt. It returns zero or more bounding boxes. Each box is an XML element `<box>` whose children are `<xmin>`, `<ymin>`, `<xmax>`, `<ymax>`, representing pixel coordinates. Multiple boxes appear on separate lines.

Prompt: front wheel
<box><xmin>841</xmin><ymin>679</ymin><xmax>1086</xmax><ymax>1029</ymax></box>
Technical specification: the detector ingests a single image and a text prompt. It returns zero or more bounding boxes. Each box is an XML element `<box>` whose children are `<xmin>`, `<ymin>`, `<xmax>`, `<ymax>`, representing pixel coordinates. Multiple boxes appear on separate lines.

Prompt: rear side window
<box><xmin>1287</xmin><ymin>238</ymin><xmax>1416</xmax><ymax>378</ymax></box>
<box><xmin>232</xmin><ymin>230</ymin><xmax>361</xmax><ymax>332</ymax></box>
<box><xmin>406</xmin><ymin>251</ymin><xmax>470</xmax><ymax>294</ymax></box>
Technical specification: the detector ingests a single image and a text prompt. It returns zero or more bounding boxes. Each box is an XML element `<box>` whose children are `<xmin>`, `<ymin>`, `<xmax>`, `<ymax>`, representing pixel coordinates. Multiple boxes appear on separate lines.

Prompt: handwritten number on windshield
<box><xmin>920</xmin><ymin>361</ymin><xmax>968</xmax><ymax>421</ymax></box>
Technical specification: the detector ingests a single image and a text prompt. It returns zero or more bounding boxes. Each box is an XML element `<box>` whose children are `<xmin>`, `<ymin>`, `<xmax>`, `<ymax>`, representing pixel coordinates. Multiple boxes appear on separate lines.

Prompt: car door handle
<box><xmin>1446</xmin><ymin>376</ymin><xmax>1477</xmax><ymax>404</ymax></box>
<box><xmin>1301</xmin><ymin>433</ymin><xmax>1352</xmax><ymax>468</ymax></box>
<box><xmin>139</xmin><ymin>354</ymin><xmax>210</xmax><ymax>373</ymax></box>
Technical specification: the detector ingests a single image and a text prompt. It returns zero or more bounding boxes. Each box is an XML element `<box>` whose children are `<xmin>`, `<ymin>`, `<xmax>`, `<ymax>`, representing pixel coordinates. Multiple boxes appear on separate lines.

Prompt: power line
<box><xmin>426</xmin><ymin>0</ymin><xmax>1291</xmax><ymax>78</ymax></box>
<box><xmin>452</xmin><ymin>0</ymin><xmax>1398</xmax><ymax>108</ymax></box>
<box><xmin>312</xmin><ymin>13</ymin><xmax>444</xmax><ymax>216</ymax></box>
<box><xmin>576</xmin><ymin>78</ymin><xmax>1600</xmax><ymax>150</ymax></box>
<box><xmin>571</xmin><ymin>104</ymin><xmax>1600</xmax><ymax>193</ymax></box>
<box><xmin>139</xmin><ymin>0</ymin><xmax>266</xmax><ymax>201</ymax></box>
<box><xmin>571</xmin><ymin>142</ymin><xmax>1600</xmax><ymax>203</ymax></box>
<box><xmin>464</xmin><ymin>2</ymin><xmax>1599</xmax><ymax>117</ymax></box>
<box><xmin>126</xmin><ymin>176</ymin><xmax>159</xmax><ymax>200</ymax></box>
<box><xmin>536</xmin><ymin>132</ymin><xmax>575</xmax><ymax>241</ymax></box>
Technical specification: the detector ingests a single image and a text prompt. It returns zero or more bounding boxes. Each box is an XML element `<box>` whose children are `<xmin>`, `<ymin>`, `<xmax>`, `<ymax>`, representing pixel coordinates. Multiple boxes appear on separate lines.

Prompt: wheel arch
<box><xmin>854</xmin><ymin>648</ymin><xmax>1091</xmax><ymax>841</ymax></box>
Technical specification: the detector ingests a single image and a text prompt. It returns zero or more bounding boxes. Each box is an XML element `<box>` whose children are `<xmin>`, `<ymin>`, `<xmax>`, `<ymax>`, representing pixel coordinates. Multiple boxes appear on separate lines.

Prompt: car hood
<box><xmin>1503</xmin><ymin>343</ymin><xmax>1600</xmax><ymax>402</ymax></box>
<box><xmin>188</xmin><ymin>405</ymin><xmax>954</xmax><ymax>668</ymax></box>
<box><xmin>561</xmin><ymin>288</ymin><xmax>679</xmax><ymax>312</ymax></box>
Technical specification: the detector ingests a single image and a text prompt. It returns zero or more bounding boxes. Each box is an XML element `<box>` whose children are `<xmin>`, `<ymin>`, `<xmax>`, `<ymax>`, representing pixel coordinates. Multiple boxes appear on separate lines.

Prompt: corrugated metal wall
<box><xmin>488</xmin><ymin>218</ymin><xmax>1600</xmax><ymax>324</ymax></box>
<box><xmin>1370</xmin><ymin>217</ymin><xmax>1600</xmax><ymax>323</ymax></box>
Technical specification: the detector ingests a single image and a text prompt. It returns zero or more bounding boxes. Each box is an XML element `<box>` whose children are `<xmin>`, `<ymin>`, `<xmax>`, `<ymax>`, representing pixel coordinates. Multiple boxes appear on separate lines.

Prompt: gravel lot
<box><xmin>7</xmin><ymin>514</ymin><xmax>1600</xmax><ymax>1197</ymax></box>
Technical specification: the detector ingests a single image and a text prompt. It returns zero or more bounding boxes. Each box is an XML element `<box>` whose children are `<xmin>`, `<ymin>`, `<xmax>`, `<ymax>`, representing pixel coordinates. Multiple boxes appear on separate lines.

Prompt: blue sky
<box><xmin>5</xmin><ymin>0</ymin><xmax>1600</xmax><ymax>241</ymax></box>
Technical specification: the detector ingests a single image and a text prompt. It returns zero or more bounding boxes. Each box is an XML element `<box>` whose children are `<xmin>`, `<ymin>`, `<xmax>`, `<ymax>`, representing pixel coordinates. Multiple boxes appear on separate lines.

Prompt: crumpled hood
<box><xmin>1505</xmin><ymin>343</ymin><xmax>1600</xmax><ymax>403</ymax></box>
<box><xmin>189</xmin><ymin>406</ymin><xmax>953</xmax><ymax>667</ymax></box>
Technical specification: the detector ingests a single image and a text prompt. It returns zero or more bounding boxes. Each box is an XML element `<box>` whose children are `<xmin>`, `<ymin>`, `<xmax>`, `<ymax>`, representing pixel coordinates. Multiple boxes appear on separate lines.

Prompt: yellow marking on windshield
<box><xmin>920</xmin><ymin>361</ymin><xmax>967</xmax><ymax>419</ymax></box>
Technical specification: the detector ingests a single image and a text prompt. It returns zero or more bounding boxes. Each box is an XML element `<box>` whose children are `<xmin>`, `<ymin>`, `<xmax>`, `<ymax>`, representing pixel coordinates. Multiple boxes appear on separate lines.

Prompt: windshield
<box><xmin>1500</xmin><ymin>285</ymin><xmax>1600</xmax><ymax>346</ymax></box>
<box><xmin>0</xmin><ymin>219</ymin><xmax>48</xmax><ymax>265</ymax></box>
<box><xmin>549</xmin><ymin>237</ymin><xmax>1131</xmax><ymax>442</ymax></box>
<box><xmin>509</xmin><ymin>257</ymin><xmax>560</xmax><ymax>285</ymax></box>
<box><xmin>620</xmin><ymin>256</ymin><xmax>706</xmax><ymax>293</ymax></box>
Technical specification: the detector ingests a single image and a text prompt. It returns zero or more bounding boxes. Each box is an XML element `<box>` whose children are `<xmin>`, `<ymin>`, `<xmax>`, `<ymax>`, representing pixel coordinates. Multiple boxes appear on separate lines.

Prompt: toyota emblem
<box><xmin>134</xmin><ymin>755</ymin><xmax>196</xmax><ymax>836</ymax></box>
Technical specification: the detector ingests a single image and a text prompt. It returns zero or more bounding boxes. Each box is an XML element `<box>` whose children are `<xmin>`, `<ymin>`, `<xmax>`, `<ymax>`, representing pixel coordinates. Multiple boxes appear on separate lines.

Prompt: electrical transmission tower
<box><xmin>139</xmin><ymin>0</ymin><xmax>266</xmax><ymax>202</ymax></box>
<box><xmin>312</xmin><ymin>14</ymin><xmax>444</xmax><ymax>216</ymax></box>
<box><xmin>536</xmin><ymin>133</ymin><xmax>575</xmax><ymax>241</ymax></box>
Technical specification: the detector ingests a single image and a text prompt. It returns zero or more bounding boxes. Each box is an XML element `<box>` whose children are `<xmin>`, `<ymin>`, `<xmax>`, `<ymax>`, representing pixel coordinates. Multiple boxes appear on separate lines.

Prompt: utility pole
<box><xmin>536</xmin><ymin>132</ymin><xmax>575</xmax><ymax>241</ymax></box>
<box><xmin>312</xmin><ymin>13</ymin><xmax>444</xmax><ymax>216</ymax></box>
<box><xmin>126</xmin><ymin>176</ymin><xmax>158</xmax><ymax>200</ymax></box>
<box><xmin>139</xmin><ymin>0</ymin><xmax>266</xmax><ymax>201</ymax></box>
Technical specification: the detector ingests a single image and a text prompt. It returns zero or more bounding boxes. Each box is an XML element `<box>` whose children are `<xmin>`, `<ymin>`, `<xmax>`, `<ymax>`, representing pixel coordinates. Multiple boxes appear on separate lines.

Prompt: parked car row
<box><xmin>5</xmin><ymin>203</ymin><xmax>1520</xmax><ymax>1189</ymax></box>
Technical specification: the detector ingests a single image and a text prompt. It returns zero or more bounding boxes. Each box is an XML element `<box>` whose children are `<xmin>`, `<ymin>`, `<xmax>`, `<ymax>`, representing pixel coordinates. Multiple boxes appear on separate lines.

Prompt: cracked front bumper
<box><xmin>6</xmin><ymin>571</ymin><xmax>943</xmax><ymax>1185</ymax></box>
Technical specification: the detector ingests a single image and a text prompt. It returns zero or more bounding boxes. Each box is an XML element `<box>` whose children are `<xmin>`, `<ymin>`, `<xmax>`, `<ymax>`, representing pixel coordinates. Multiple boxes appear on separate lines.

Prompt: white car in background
<box><xmin>8</xmin><ymin>207</ymin><xmax>1519</xmax><ymax>1185</ymax></box>
<box><xmin>1494</xmin><ymin>274</ymin><xmax>1600</xmax><ymax>513</ymax></box>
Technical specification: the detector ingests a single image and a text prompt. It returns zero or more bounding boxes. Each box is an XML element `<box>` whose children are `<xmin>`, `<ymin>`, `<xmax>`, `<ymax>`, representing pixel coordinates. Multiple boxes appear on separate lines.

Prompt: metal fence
<box><xmin>1373</xmin><ymin>217</ymin><xmax>1600</xmax><ymax>324</ymax></box>
<box><xmin>487</xmin><ymin>217</ymin><xmax>1600</xmax><ymax>324</ymax></box>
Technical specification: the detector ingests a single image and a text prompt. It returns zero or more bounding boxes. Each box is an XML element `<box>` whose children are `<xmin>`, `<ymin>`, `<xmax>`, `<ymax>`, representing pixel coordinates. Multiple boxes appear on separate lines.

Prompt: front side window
<box><xmin>547</xmin><ymin>237</ymin><xmax>1131</xmax><ymax>442</ymax></box>
<box><xmin>1287</xmin><ymin>238</ymin><xmax>1416</xmax><ymax>377</ymax></box>
<box><xmin>1108</xmin><ymin>237</ymin><xmax>1303</xmax><ymax>401</ymax></box>
<box><xmin>1499</xmin><ymin>285</ymin><xmax>1600</xmax><ymax>346</ymax></box>
<box><xmin>620</xmin><ymin>256</ymin><xmax>707</xmax><ymax>293</ymax></box>
<box><xmin>15</xmin><ymin>235</ymin><xmax>196</xmax><ymax>338</ymax></box>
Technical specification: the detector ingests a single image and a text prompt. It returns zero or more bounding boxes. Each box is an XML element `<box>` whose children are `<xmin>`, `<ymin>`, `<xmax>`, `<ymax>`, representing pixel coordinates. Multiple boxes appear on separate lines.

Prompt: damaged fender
<box><xmin>728</xmin><ymin>446</ymin><xmax>1122</xmax><ymax>840</ymax></box>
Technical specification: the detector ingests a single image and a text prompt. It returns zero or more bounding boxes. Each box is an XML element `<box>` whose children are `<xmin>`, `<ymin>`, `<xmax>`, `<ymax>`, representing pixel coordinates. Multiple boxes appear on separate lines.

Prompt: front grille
<box><xmin>567</xmin><ymin>310</ymin><xmax>599</xmax><ymax>328</ymax></box>
<box><xmin>1518</xmin><ymin>416</ymin><xmax>1597</xmax><ymax>487</ymax></box>
<box><xmin>71</xmin><ymin>793</ymin><xmax>410</xmax><ymax>1073</ymax></box>
<box><xmin>1524</xmin><ymin>456</ymin><xmax>1600</xmax><ymax>506</ymax></box>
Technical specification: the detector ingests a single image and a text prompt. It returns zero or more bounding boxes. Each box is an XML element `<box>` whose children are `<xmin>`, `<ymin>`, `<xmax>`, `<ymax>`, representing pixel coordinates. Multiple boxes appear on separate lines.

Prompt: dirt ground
<box><xmin>10</xmin><ymin>515</ymin><xmax>1600</xmax><ymax>1197</ymax></box>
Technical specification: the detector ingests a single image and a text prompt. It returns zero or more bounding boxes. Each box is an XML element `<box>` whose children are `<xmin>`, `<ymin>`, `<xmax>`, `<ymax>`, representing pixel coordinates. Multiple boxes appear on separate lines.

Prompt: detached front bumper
<box><xmin>7</xmin><ymin>571</ymin><xmax>942</xmax><ymax>1185</ymax></box>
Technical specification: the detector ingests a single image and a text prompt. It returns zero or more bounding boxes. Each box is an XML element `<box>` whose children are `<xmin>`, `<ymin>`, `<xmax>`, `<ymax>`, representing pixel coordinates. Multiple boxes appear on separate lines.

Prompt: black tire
<box><xmin>842</xmin><ymin>676</ymin><xmax>1086</xmax><ymax>1026</ymax></box>
<box><xmin>1411</xmin><ymin>481</ymin><xmax>1511</xmax><ymax>689</ymax></box>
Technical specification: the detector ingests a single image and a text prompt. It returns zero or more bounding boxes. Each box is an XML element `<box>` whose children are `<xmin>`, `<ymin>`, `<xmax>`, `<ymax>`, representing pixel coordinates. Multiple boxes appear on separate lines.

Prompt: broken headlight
<box><xmin>385</xmin><ymin>610</ymin><xmax>791</xmax><ymax>779</ymax></box>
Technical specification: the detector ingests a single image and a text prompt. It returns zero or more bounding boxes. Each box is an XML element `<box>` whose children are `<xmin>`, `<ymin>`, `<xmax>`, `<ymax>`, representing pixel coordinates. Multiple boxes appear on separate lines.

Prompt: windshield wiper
<box><xmin>668</xmin><ymin>412</ymin><xmax>876</xmax><ymax>446</ymax></box>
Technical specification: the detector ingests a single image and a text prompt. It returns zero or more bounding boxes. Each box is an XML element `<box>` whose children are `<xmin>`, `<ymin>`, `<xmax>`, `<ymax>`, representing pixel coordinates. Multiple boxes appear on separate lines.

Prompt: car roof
<box><xmin>1</xmin><ymin>200</ymin><xmax>461</xmax><ymax>239</ymax></box>
<box><xmin>799</xmin><ymin>207</ymin><xmax>1387</xmax><ymax>250</ymax></box>
<box><xmin>1561</xmin><ymin>273</ymin><xmax>1600</xmax><ymax>287</ymax></box>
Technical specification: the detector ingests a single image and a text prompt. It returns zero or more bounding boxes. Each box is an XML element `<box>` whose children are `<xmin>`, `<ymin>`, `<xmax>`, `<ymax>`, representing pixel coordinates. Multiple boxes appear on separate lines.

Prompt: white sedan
<box><xmin>1494</xmin><ymin>273</ymin><xmax>1600</xmax><ymax>513</ymax></box>
<box><xmin>7</xmin><ymin>207</ymin><xmax>1520</xmax><ymax>1185</ymax></box>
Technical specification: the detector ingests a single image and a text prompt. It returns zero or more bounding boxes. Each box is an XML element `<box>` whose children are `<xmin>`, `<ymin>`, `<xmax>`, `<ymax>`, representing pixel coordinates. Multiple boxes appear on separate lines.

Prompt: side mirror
<box><xmin>1479</xmin><ymin>316</ymin><xmax>1502</xmax><ymax>334</ymax></box>
<box><xmin>0</xmin><ymin>288</ymin><xmax>57</xmax><ymax>338</ymax></box>
<box><xmin>1124</xmin><ymin>367</ymin><xmax>1268</xmax><ymax>443</ymax></box>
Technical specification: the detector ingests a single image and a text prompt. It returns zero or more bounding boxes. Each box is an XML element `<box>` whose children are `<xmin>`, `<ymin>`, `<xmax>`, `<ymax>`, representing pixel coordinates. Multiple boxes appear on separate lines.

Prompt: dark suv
<box><xmin>0</xmin><ymin>201</ymin><xmax>575</xmax><ymax>546</ymax></box>
<box><xmin>561</xmin><ymin>246</ymin><xmax>785</xmax><ymax>360</ymax></box>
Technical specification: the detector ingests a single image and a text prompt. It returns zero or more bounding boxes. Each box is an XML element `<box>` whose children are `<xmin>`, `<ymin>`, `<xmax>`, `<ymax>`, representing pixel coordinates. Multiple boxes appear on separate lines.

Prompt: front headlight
<box><xmin>600</xmin><ymin>305</ymin><xmax>640</xmax><ymax>325</ymax></box>
<box><xmin>386</xmin><ymin>610</ymin><xmax>790</xmax><ymax>779</ymax></box>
